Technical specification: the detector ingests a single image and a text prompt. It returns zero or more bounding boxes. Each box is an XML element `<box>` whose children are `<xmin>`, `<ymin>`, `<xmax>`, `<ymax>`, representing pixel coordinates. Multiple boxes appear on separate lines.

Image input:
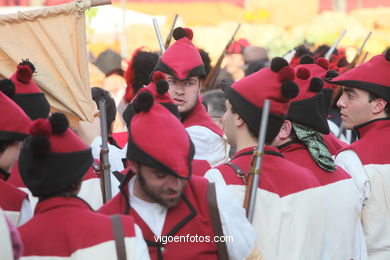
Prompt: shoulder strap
<box><xmin>207</xmin><ymin>182</ymin><xmax>229</xmax><ymax>260</ymax></box>
<box><xmin>110</xmin><ymin>214</ymin><xmax>127</xmax><ymax>260</ymax></box>
<box><xmin>224</xmin><ymin>162</ymin><xmax>247</xmax><ymax>184</ymax></box>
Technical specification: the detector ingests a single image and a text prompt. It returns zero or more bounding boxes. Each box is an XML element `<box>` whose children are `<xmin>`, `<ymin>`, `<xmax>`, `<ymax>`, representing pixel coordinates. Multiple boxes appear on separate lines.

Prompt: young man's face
<box><xmin>0</xmin><ymin>141</ymin><xmax>23</xmax><ymax>171</ymax></box>
<box><xmin>337</xmin><ymin>87</ymin><xmax>378</xmax><ymax>130</ymax></box>
<box><xmin>135</xmin><ymin>164</ymin><xmax>187</xmax><ymax>208</ymax></box>
<box><xmin>165</xmin><ymin>75</ymin><xmax>202</xmax><ymax>114</ymax></box>
<box><xmin>221</xmin><ymin>100</ymin><xmax>237</xmax><ymax>148</ymax></box>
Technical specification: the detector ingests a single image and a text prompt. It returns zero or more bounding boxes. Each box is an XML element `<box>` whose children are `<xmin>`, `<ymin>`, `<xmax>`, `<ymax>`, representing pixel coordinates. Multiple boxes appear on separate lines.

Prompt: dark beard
<box><xmin>138</xmin><ymin>171</ymin><xmax>182</xmax><ymax>208</ymax></box>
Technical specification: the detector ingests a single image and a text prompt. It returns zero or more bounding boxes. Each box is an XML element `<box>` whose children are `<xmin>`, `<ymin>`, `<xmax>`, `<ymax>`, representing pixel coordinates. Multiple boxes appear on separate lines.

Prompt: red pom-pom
<box><xmin>184</xmin><ymin>28</ymin><xmax>193</xmax><ymax>40</ymax></box>
<box><xmin>316</xmin><ymin>58</ymin><xmax>329</xmax><ymax>70</ymax></box>
<box><xmin>152</xmin><ymin>71</ymin><xmax>166</xmax><ymax>83</ymax></box>
<box><xmin>29</xmin><ymin>119</ymin><xmax>52</xmax><ymax>136</ymax></box>
<box><xmin>278</xmin><ymin>66</ymin><xmax>295</xmax><ymax>81</ymax></box>
<box><xmin>16</xmin><ymin>65</ymin><xmax>33</xmax><ymax>84</ymax></box>
<box><xmin>296</xmin><ymin>67</ymin><xmax>310</xmax><ymax>80</ymax></box>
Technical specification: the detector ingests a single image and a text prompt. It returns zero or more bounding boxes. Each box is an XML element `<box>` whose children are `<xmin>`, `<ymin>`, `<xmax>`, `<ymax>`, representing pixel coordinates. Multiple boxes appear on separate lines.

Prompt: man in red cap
<box><xmin>327</xmin><ymin>48</ymin><xmax>390</xmax><ymax>259</ymax></box>
<box><xmin>0</xmin><ymin>82</ymin><xmax>32</xmax><ymax>227</ymax></box>
<box><xmin>99</xmin><ymin>91</ymin><xmax>260</xmax><ymax>259</ymax></box>
<box><xmin>272</xmin><ymin>58</ymin><xmax>366</xmax><ymax>259</ymax></box>
<box><xmin>18</xmin><ymin>113</ymin><xmax>150</xmax><ymax>259</ymax></box>
<box><xmin>204</xmin><ymin>57</ymin><xmax>326</xmax><ymax>259</ymax></box>
<box><xmin>153</xmin><ymin>27</ymin><xmax>229</xmax><ymax>167</ymax></box>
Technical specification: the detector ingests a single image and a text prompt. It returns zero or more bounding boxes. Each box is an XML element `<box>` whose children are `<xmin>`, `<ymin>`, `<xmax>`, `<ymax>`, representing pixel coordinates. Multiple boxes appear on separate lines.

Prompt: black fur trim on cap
<box><xmin>309</xmin><ymin>77</ymin><xmax>324</xmax><ymax>92</ymax></box>
<box><xmin>325</xmin><ymin>70</ymin><xmax>339</xmax><ymax>80</ymax></box>
<box><xmin>281</xmin><ymin>80</ymin><xmax>299</xmax><ymax>99</ymax></box>
<box><xmin>30</xmin><ymin>136</ymin><xmax>51</xmax><ymax>157</ymax></box>
<box><xmin>270</xmin><ymin>57</ymin><xmax>289</xmax><ymax>72</ymax></box>
<box><xmin>156</xmin><ymin>80</ymin><xmax>169</xmax><ymax>95</ymax></box>
<box><xmin>19</xmin><ymin>59</ymin><xmax>36</xmax><ymax>73</ymax></box>
<box><xmin>0</xmin><ymin>79</ymin><xmax>15</xmax><ymax>97</ymax></box>
<box><xmin>385</xmin><ymin>48</ymin><xmax>390</xmax><ymax>62</ymax></box>
<box><xmin>300</xmin><ymin>55</ymin><xmax>315</xmax><ymax>64</ymax></box>
<box><xmin>12</xmin><ymin>93</ymin><xmax>50</xmax><ymax>120</ymax></box>
<box><xmin>133</xmin><ymin>91</ymin><xmax>154</xmax><ymax>113</ymax></box>
<box><xmin>49</xmin><ymin>113</ymin><xmax>69</xmax><ymax>134</ymax></box>
<box><xmin>287</xmin><ymin>93</ymin><xmax>330</xmax><ymax>134</ymax></box>
<box><xmin>173</xmin><ymin>27</ymin><xmax>187</xmax><ymax>40</ymax></box>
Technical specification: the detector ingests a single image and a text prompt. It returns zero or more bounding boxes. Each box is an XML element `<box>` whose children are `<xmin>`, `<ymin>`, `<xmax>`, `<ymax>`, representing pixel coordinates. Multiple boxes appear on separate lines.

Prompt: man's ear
<box><xmin>279</xmin><ymin>120</ymin><xmax>293</xmax><ymax>139</ymax></box>
<box><xmin>235</xmin><ymin>114</ymin><xmax>245</xmax><ymax>127</ymax></box>
<box><xmin>372</xmin><ymin>98</ymin><xmax>388</xmax><ymax>115</ymax></box>
<box><xmin>198</xmin><ymin>78</ymin><xmax>205</xmax><ymax>93</ymax></box>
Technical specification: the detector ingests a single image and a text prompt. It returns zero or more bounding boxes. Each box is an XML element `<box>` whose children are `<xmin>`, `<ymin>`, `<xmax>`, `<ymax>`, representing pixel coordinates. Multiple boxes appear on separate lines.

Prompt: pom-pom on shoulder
<box><xmin>281</xmin><ymin>80</ymin><xmax>299</xmax><ymax>99</ymax></box>
<box><xmin>300</xmin><ymin>55</ymin><xmax>315</xmax><ymax>64</ymax></box>
<box><xmin>271</xmin><ymin>57</ymin><xmax>289</xmax><ymax>72</ymax></box>
<box><xmin>325</xmin><ymin>70</ymin><xmax>339</xmax><ymax>79</ymax></box>
<box><xmin>16</xmin><ymin>65</ymin><xmax>33</xmax><ymax>84</ymax></box>
<box><xmin>316</xmin><ymin>58</ymin><xmax>329</xmax><ymax>70</ymax></box>
<box><xmin>296</xmin><ymin>67</ymin><xmax>310</xmax><ymax>80</ymax></box>
<box><xmin>156</xmin><ymin>80</ymin><xmax>169</xmax><ymax>95</ymax></box>
<box><xmin>173</xmin><ymin>27</ymin><xmax>193</xmax><ymax>41</ymax></box>
<box><xmin>0</xmin><ymin>79</ymin><xmax>15</xmax><ymax>97</ymax></box>
<box><xmin>133</xmin><ymin>90</ymin><xmax>154</xmax><ymax>113</ymax></box>
<box><xmin>18</xmin><ymin>59</ymin><xmax>36</xmax><ymax>73</ymax></box>
<box><xmin>278</xmin><ymin>66</ymin><xmax>295</xmax><ymax>81</ymax></box>
<box><xmin>385</xmin><ymin>48</ymin><xmax>390</xmax><ymax>62</ymax></box>
<box><xmin>309</xmin><ymin>77</ymin><xmax>324</xmax><ymax>92</ymax></box>
<box><xmin>29</xmin><ymin>119</ymin><xmax>52</xmax><ymax>136</ymax></box>
<box><xmin>49</xmin><ymin>113</ymin><xmax>69</xmax><ymax>134</ymax></box>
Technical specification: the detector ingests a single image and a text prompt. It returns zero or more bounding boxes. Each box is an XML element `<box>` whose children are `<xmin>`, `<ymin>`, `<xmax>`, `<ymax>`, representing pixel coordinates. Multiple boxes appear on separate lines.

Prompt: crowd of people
<box><xmin>1</xmin><ymin>25</ymin><xmax>390</xmax><ymax>260</ymax></box>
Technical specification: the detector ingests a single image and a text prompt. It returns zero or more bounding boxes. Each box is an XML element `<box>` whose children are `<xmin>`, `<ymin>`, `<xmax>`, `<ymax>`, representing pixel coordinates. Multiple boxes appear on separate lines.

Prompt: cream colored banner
<box><xmin>0</xmin><ymin>0</ymin><xmax>97</xmax><ymax>122</ymax></box>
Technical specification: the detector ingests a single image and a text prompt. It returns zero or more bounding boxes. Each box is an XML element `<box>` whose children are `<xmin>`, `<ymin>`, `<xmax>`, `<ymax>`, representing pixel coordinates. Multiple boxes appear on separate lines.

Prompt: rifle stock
<box><xmin>243</xmin><ymin>100</ymin><xmax>271</xmax><ymax>222</ymax></box>
<box><xmin>202</xmin><ymin>23</ymin><xmax>241</xmax><ymax>91</ymax></box>
<box><xmin>99</xmin><ymin>100</ymin><xmax>112</xmax><ymax>203</ymax></box>
<box><xmin>164</xmin><ymin>14</ymin><xmax>179</xmax><ymax>50</ymax></box>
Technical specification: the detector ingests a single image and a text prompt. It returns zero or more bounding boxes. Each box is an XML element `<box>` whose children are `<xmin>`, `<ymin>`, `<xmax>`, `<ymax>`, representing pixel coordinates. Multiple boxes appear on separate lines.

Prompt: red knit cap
<box><xmin>6</xmin><ymin>60</ymin><xmax>50</xmax><ymax>119</ymax></box>
<box><xmin>0</xmin><ymin>90</ymin><xmax>31</xmax><ymax>141</ymax></box>
<box><xmin>228</xmin><ymin>57</ymin><xmax>299</xmax><ymax>116</ymax></box>
<box><xmin>327</xmin><ymin>49</ymin><xmax>390</xmax><ymax>103</ymax></box>
<box><xmin>127</xmin><ymin>91</ymin><xmax>194</xmax><ymax>179</ymax></box>
<box><xmin>227</xmin><ymin>38</ymin><xmax>250</xmax><ymax>54</ymax></box>
<box><xmin>19</xmin><ymin>113</ymin><xmax>93</xmax><ymax>197</ymax></box>
<box><xmin>154</xmin><ymin>27</ymin><xmax>205</xmax><ymax>80</ymax></box>
<box><xmin>10</xmin><ymin>64</ymin><xmax>41</xmax><ymax>94</ymax></box>
<box><xmin>287</xmin><ymin>60</ymin><xmax>330</xmax><ymax>133</ymax></box>
<box><xmin>143</xmin><ymin>71</ymin><xmax>174</xmax><ymax>104</ymax></box>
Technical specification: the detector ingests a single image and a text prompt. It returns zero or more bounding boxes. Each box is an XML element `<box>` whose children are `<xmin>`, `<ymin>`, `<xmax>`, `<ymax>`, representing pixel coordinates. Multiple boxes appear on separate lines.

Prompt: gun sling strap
<box><xmin>207</xmin><ymin>182</ymin><xmax>229</xmax><ymax>260</ymax></box>
<box><xmin>110</xmin><ymin>214</ymin><xmax>127</xmax><ymax>260</ymax></box>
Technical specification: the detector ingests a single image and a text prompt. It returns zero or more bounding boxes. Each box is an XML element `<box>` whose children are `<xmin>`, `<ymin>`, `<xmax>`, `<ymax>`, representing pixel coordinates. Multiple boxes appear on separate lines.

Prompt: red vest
<box><xmin>216</xmin><ymin>146</ymin><xmax>321</xmax><ymax>197</ymax></box>
<box><xmin>0</xmin><ymin>176</ymin><xmax>26</xmax><ymax>212</ymax></box>
<box><xmin>181</xmin><ymin>97</ymin><xmax>223</xmax><ymax>137</ymax></box>
<box><xmin>339</xmin><ymin>119</ymin><xmax>390</xmax><ymax>164</ymax></box>
<box><xmin>19</xmin><ymin>196</ymin><xmax>136</xmax><ymax>258</ymax></box>
<box><xmin>99</xmin><ymin>174</ymin><xmax>219</xmax><ymax>260</ymax></box>
<box><xmin>278</xmin><ymin>141</ymin><xmax>351</xmax><ymax>186</ymax></box>
<box><xmin>323</xmin><ymin>132</ymin><xmax>347</xmax><ymax>155</ymax></box>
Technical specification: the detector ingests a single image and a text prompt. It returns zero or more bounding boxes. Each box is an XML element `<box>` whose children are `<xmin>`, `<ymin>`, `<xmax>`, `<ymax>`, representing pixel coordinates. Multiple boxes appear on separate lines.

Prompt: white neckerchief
<box><xmin>129</xmin><ymin>175</ymin><xmax>167</xmax><ymax>236</ymax></box>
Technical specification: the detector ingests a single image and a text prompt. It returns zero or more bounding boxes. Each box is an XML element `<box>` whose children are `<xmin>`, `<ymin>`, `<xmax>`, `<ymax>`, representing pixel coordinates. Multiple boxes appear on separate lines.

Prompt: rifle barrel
<box><xmin>153</xmin><ymin>18</ymin><xmax>166</xmax><ymax>54</ymax></box>
<box><xmin>99</xmin><ymin>100</ymin><xmax>112</xmax><ymax>202</ymax></box>
<box><xmin>325</xmin><ymin>29</ymin><xmax>347</xmax><ymax>60</ymax></box>
<box><xmin>247</xmin><ymin>100</ymin><xmax>271</xmax><ymax>222</ymax></box>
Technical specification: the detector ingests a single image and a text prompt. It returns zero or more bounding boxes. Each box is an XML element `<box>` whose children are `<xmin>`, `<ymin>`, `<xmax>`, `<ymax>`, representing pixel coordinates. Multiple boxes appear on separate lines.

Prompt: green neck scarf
<box><xmin>292</xmin><ymin>123</ymin><xmax>336</xmax><ymax>172</ymax></box>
